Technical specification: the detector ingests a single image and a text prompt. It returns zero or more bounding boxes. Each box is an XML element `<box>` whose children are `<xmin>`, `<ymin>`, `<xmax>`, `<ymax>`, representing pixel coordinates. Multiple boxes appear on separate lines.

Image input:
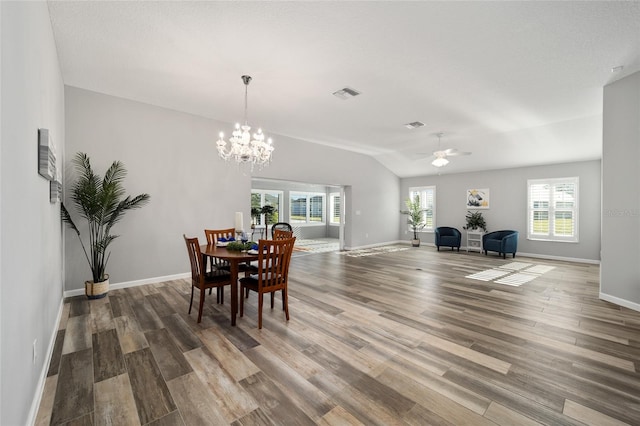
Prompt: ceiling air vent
<box><xmin>332</xmin><ymin>87</ymin><xmax>361</xmax><ymax>100</ymax></box>
<box><xmin>404</xmin><ymin>121</ymin><xmax>425</xmax><ymax>129</ymax></box>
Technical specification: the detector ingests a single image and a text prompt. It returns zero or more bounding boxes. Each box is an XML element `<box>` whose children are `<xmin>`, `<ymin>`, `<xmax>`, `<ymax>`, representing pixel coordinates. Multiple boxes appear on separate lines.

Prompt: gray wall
<box><xmin>401</xmin><ymin>160</ymin><xmax>601</xmax><ymax>262</ymax></box>
<box><xmin>64</xmin><ymin>87</ymin><xmax>250</xmax><ymax>290</ymax></box>
<box><xmin>601</xmin><ymin>71</ymin><xmax>640</xmax><ymax>308</ymax></box>
<box><xmin>64</xmin><ymin>87</ymin><xmax>400</xmax><ymax>291</ymax></box>
<box><xmin>1</xmin><ymin>2</ymin><xmax>65</xmax><ymax>424</ymax></box>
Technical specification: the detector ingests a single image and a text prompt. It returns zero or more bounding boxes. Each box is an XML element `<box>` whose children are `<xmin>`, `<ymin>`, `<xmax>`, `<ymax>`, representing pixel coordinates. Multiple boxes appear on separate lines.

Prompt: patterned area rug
<box><xmin>336</xmin><ymin>245</ymin><xmax>409</xmax><ymax>258</ymax></box>
<box><xmin>293</xmin><ymin>239</ymin><xmax>340</xmax><ymax>254</ymax></box>
<box><xmin>466</xmin><ymin>262</ymin><xmax>555</xmax><ymax>286</ymax></box>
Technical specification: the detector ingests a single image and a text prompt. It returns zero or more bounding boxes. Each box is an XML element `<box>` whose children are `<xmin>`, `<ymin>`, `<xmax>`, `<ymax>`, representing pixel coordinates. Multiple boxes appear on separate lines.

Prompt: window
<box><xmin>329</xmin><ymin>193</ymin><xmax>341</xmax><ymax>225</ymax></box>
<box><xmin>527</xmin><ymin>177</ymin><xmax>578</xmax><ymax>242</ymax></box>
<box><xmin>251</xmin><ymin>190</ymin><xmax>282</xmax><ymax>226</ymax></box>
<box><xmin>408</xmin><ymin>186</ymin><xmax>436</xmax><ymax>232</ymax></box>
<box><xmin>290</xmin><ymin>192</ymin><xmax>325</xmax><ymax>224</ymax></box>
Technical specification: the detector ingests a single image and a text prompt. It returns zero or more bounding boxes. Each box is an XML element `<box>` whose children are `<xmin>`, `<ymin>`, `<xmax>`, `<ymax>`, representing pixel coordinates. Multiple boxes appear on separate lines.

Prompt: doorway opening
<box><xmin>251</xmin><ymin>178</ymin><xmax>345</xmax><ymax>254</ymax></box>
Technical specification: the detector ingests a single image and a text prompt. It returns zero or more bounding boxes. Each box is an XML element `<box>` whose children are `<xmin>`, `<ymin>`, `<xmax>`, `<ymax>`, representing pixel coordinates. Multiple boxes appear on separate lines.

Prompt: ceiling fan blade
<box><xmin>444</xmin><ymin>148</ymin><xmax>471</xmax><ymax>156</ymax></box>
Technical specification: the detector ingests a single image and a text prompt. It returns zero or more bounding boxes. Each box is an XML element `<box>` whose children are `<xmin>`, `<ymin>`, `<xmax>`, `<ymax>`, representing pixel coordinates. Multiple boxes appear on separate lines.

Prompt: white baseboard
<box><xmin>27</xmin><ymin>299</ymin><xmax>64</xmax><ymax>426</ymax></box>
<box><xmin>599</xmin><ymin>292</ymin><xmax>640</xmax><ymax>313</ymax></box>
<box><xmin>63</xmin><ymin>272</ymin><xmax>191</xmax><ymax>298</ymax></box>
<box><xmin>516</xmin><ymin>251</ymin><xmax>600</xmax><ymax>265</ymax></box>
<box><xmin>343</xmin><ymin>240</ymin><xmax>408</xmax><ymax>251</ymax></box>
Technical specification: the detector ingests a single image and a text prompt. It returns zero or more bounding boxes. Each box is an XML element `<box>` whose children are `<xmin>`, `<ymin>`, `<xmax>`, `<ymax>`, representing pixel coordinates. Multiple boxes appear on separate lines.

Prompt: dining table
<box><xmin>200</xmin><ymin>244</ymin><xmax>258</xmax><ymax>326</ymax></box>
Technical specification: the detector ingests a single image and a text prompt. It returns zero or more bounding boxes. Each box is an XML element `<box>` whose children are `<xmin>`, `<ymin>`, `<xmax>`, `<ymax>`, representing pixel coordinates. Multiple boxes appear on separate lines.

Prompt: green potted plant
<box><xmin>463</xmin><ymin>210</ymin><xmax>487</xmax><ymax>232</ymax></box>
<box><xmin>61</xmin><ymin>152</ymin><xmax>150</xmax><ymax>299</ymax></box>
<box><xmin>260</xmin><ymin>204</ymin><xmax>276</xmax><ymax>233</ymax></box>
<box><xmin>401</xmin><ymin>194</ymin><xmax>427</xmax><ymax>247</ymax></box>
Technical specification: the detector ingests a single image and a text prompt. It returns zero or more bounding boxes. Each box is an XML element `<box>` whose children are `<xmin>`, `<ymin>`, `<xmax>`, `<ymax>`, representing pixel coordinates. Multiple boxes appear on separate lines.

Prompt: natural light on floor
<box><xmin>466</xmin><ymin>262</ymin><xmax>555</xmax><ymax>286</ymax></box>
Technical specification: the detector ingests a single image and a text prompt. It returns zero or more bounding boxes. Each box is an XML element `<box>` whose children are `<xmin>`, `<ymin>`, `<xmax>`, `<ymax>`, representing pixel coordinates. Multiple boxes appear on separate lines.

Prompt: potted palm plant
<box><xmin>61</xmin><ymin>152</ymin><xmax>150</xmax><ymax>299</ymax></box>
<box><xmin>260</xmin><ymin>204</ymin><xmax>276</xmax><ymax>233</ymax></box>
<box><xmin>401</xmin><ymin>194</ymin><xmax>427</xmax><ymax>247</ymax></box>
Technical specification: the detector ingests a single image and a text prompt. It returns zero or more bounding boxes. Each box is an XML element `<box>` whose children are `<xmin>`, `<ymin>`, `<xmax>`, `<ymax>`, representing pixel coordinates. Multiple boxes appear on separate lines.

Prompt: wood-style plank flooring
<box><xmin>36</xmin><ymin>247</ymin><xmax>640</xmax><ymax>425</ymax></box>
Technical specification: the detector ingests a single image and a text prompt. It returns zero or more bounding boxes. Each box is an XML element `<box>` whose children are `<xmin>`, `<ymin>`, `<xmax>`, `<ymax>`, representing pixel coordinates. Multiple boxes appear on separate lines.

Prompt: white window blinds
<box><xmin>527</xmin><ymin>177</ymin><xmax>578</xmax><ymax>242</ymax></box>
<box><xmin>409</xmin><ymin>186</ymin><xmax>436</xmax><ymax>231</ymax></box>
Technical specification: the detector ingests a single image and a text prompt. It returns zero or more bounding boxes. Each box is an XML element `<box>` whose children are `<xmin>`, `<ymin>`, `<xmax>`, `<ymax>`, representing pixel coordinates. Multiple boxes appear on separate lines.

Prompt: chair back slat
<box><xmin>204</xmin><ymin>228</ymin><xmax>237</xmax><ymax>270</ymax></box>
<box><xmin>205</xmin><ymin>228</ymin><xmax>236</xmax><ymax>245</ymax></box>
<box><xmin>273</xmin><ymin>229</ymin><xmax>294</xmax><ymax>240</ymax></box>
<box><xmin>271</xmin><ymin>222</ymin><xmax>293</xmax><ymax>239</ymax></box>
<box><xmin>184</xmin><ymin>235</ymin><xmax>204</xmax><ymax>283</ymax></box>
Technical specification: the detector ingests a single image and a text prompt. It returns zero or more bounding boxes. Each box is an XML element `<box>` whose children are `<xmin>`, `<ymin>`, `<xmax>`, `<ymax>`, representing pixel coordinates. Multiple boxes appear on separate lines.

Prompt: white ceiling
<box><xmin>47</xmin><ymin>1</ymin><xmax>640</xmax><ymax>178</ymax></box>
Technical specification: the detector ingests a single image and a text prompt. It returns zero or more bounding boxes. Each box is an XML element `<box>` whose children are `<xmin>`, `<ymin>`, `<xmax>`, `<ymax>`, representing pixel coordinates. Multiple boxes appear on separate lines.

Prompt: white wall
<box><xmin>0</xmin><ymin>2</ymin><xmax>65</xmax><ymax>424</ymax></box>
<box><xmin>64</xmin><ymin>87</ymin><xmax>400</xmax><ymax>291</ymax></box>
<box><xmin>401</xmin><ymin>160</ymin><xmax>601</xmax><ymax>262</ymax></box>
<box><xmin>601</xmin><ymin>71</ymin><xmax>640</xmax><ymax>310</ymax></box>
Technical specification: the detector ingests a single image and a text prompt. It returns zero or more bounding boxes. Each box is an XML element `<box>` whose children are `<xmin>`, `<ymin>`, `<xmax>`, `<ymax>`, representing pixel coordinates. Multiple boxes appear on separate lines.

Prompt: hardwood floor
<box><xmin>36</xmin><ymin>247</ymin><xmax>640</xmax><ymax>425</ymax></box>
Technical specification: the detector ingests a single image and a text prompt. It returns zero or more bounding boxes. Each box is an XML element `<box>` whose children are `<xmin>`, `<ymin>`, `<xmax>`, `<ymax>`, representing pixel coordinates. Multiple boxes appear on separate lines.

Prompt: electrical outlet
<box><xmin>33</xmin><ymin>339</ymin><xmax>37</xmax><ymax>365</ymax></box>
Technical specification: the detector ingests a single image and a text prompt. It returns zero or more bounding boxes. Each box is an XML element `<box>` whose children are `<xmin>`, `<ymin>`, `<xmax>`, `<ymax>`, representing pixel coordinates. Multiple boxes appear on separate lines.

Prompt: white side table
<box><xmin>466</xmin><ymin>231</ymin><xmax>484</xmax><ymax>253</ymax></box>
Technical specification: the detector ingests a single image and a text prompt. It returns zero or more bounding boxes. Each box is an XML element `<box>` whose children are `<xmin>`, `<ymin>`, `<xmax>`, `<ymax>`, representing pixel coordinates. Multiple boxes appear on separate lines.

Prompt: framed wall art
<box><xmin>50</xmin><ymin>180</ymin><xmax>61</xmax><ymax>203</ymax></box>
<box><xmin>466</xmin><ymin>188</ymin><xmax>490</xmax><ymax>209</ymax></box>
<box><xmin>38</xmin><ymin>128</ymin><xmax>56</xmax><ymax>181</ymax></box>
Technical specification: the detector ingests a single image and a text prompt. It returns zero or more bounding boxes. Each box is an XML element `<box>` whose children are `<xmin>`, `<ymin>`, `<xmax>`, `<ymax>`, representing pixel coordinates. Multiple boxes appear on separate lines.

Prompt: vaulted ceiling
<box><xmin>48</xmin><ymin>1</ymin><xmax>640</xmax><ymax>177</ymax></box>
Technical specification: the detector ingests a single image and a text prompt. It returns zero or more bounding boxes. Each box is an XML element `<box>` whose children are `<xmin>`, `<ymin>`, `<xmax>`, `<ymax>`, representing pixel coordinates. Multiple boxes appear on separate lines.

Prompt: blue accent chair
<box><xmin>483</xmin><ymin>230</ymin><xmax>519</xmax><ymax>259</ymax></box>
<box><xmin>435</xmin><ymin>227</ymin><xmax>462</xmax><ymax>252</ymax></box>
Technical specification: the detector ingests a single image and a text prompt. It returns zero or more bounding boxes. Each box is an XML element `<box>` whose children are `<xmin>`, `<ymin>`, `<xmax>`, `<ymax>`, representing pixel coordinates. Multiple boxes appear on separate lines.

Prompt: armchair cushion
<box><xmin>482</xmin><ymin>230</ymin><xmax>519</xmax><ymax>259</ymax></box>
<box><xmin>435</xmin><ymin>227</ymin><xmax>462</xmax><ymax>251</ymax></box>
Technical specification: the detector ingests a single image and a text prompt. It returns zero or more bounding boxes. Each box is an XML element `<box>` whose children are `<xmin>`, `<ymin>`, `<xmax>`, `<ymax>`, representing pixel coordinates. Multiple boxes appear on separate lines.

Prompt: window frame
<box><xmin>251</xmin><ymin>189</ymin><xmax>283</xmax><ymax>227</ymax></box>
<box><xmin>289</xmin><ymin>191</ymin><xmax>326</xmax><ymax>226</ymax></box>
<box><xmin>329</xmin><ymin>192</ymin><xmax>341</xmax><ymax>226</ymax></box>
<box><xmin>408</xmin><ymin>186</ymin><xmax>436</xmax><ymax>233</ymax></box>
<box><xmin>527</xmin><ymin>177</ymin><xmax>579</xmax><ymax>243</ymax></box>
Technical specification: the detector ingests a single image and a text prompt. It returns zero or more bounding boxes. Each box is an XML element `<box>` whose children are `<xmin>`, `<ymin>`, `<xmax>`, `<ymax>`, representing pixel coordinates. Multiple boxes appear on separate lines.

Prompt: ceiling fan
<box><xmin>419</xmin><ymin>132</ymin><xmax>471</xmax><ymax>167</ymax></box>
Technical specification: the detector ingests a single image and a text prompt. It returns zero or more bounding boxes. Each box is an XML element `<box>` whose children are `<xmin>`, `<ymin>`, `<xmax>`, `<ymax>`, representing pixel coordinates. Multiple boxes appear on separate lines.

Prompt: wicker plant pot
<box><xmin>411</xmin><ymin>239</ymin><xmax>421</xmax><ymax>247</ymax></box>
<box><xmin>85</xmin><ymin>275</ymin><xmax>109</xmax><ymax>299</ymax></box>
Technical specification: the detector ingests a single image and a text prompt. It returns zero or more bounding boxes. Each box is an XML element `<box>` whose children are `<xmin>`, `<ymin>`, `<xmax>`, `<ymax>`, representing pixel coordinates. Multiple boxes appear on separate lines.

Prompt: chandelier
<box><xmin>216</xmin><ymin>75</ymin><xmax>274</xmax><ymax>167</ymax></box>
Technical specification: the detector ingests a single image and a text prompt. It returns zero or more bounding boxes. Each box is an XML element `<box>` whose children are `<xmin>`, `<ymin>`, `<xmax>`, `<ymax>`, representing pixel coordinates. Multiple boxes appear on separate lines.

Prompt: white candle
<box><xmin>235</xmin><ymin>212</ymin><xmax>244</xmax><ymax>232</ymax></box>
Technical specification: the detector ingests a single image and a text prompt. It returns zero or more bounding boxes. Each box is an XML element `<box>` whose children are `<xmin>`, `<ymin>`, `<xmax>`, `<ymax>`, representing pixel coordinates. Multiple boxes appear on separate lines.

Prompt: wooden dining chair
<box><xmin>206</xmin><ymin>227</ymin><xmax>257</xmax><ymax>301</ymax></box>
<box><xmin>273</xmin><ymin>229</ymin><xmax>294</xmax><ymax>240</ymax></box>
<box><xmin>271</xmin><ymin>222</ymin><xmax>293</xmax><ymax>239</ymax></box>
<box><xmin>204</xmin><ymin>228</ymin><xmax>236</xmax><ymax>245</ymax></box>
<box><xmin>240</xmin><ymin>237</ymin><xmax>296</xmax><ymax>329</ymax></box>
<box><xmin>184</xmin><ymin>235</ymin><xmax>232</xmax><ymax>323</ymax></box>
<box><xmin>204</xmin><ymin>228</ymin><xmax>237</xmax><ymax>303</ymax></box>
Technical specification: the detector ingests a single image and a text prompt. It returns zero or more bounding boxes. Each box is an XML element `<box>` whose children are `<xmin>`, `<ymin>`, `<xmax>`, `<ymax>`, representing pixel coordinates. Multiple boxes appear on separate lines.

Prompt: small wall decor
<box><xmin>38</xmin><ymin>128</ymin><xmax>56</xmax><ymax>180</ymax></box>
<box><xmin>467</xmin><ymin>188</ymin><xmax>490</xmax><ymax>209</ymax></box>
<box><xmin>50</xmin><ymin>180</ymin><xmax>61</xmax><ymax>203</ymax></box>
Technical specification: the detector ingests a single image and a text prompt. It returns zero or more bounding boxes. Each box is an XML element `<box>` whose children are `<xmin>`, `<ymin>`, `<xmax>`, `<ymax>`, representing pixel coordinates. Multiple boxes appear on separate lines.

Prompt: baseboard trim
<box><xmin>341</xmin><ymin>243</ymin><xmax>600</xmax><ymax>265</ymax></box>
<box><xmin>63</xmin><ymin>272</ymin><xmax>190</xmax><ymax>298</ymax></box>
<box><xmin>516</xmin><ymin>251</ymin><xmax>600</xmax><ymax>265</ymax></box>
<box><xmin>27</xmin><ymin>299</ymin><xmax>64</xmax><ymax>426</ymax></box>
<box><xmin>343</xmin><ymin>240</ymin><xmax>408</xmax><ymax>251</ymax></box>
<box><xmin>599</xmin><ymin>292</ymin><xmax>640</xmax><ymax>313</ymax></box>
